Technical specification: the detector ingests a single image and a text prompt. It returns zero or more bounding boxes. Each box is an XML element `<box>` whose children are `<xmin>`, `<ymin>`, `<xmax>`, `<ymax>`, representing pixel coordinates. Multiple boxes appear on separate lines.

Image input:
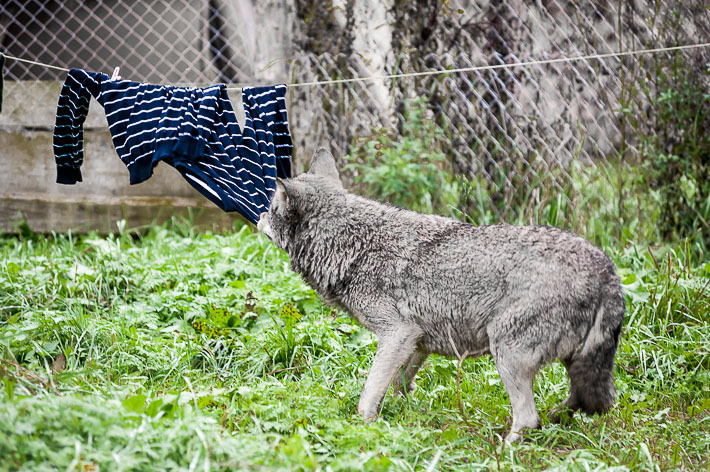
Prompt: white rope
<box><xmin>4</xmin><ymin>41</ymin><xmax>709</xmax><ymax>90</ymax></box>
<box><xmin>227</xmin><ymin>42</ymin><xmax>710</xmax><ymax>91</ymax></box>
<box><xmin>3</xmin><ymin>54</ymin><xmax>71</xmax><ymax>72</ymax></box>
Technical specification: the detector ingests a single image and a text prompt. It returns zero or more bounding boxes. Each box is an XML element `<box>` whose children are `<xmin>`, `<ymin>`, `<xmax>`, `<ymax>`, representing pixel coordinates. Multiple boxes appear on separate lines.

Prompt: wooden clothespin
<box><xmin>110</xmin><ymin>66</ymin><xmax>121</xmax><ymax>81</ymax></box>
<box><xmin>0</xmin><ymin>52</ymin><xmax>5</xmax><ymax>114</ymax></box>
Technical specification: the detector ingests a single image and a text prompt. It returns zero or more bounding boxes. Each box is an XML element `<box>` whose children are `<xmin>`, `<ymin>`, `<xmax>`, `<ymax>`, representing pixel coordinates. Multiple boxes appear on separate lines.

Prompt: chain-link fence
<box><xmin>0</xmin><ymin>0</ymin><xmax>257</xmax><ymax>83</ymax></box>
<box><xmin>2</xmin><ymin>0</ymin><xmax>708</xmax><ymax>224</ymax></box>
<box><xmin>288</xmin><ymin>1</ymin><xmax>709</xmax><ymax>220</ymax></box>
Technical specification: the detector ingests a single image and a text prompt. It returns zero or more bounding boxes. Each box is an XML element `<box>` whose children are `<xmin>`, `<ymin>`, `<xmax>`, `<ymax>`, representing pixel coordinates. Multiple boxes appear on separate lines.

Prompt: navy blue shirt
<box><xmin>54</xmin><ymin>69</ymin><xmax>292</xmax><ymax>223</ymax></box>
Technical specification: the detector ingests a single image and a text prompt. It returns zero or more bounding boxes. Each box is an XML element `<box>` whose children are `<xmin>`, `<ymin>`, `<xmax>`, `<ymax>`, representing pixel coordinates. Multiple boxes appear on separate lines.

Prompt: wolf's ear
<box><xmin>308</xmin><ymin>147</ymin><xmax>341</xmax><ymax>185</ymax></box>
<box><xmin>277</xmin><ymin>178</ymin><xmax>306</xmax><ymax>213</ymax></box>
<box><xmin>274</xmin><ymin>179</ymin><xmax>288</xmax><ymax>203</ymax></box>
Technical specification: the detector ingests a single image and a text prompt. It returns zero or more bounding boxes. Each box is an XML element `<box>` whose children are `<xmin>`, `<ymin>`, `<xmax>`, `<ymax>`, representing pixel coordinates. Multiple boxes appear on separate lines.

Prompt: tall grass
<box><xmin>0</xmin><ymin>210</ymin><xmax>708</xmax><ymax>470</ymax></box>
<box><xmin>1</xmin><ymin>91</ymin><xmax>709</xmax><ymax>468</ymax></box>
<box><xmin>345</xmin><ymin>97</ymin><xmax>708</xmax><ymax>259</ymax></box>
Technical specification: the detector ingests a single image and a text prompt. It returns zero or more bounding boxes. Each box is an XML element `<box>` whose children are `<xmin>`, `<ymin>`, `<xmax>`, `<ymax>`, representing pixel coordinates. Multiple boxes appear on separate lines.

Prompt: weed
<box><xmin>1</xmin><ymin>215</ymin><xmax>708</xmax><ymax>470</ymax></box>
<box><xmin>639</xmin><ymin>55</ymin><xmax>710</xmax><ymax>245</ymax></box>
<box><xmin>344</xmin><ymin>98</ymin><xmax>460</xmax><ymax>217</ymax></box>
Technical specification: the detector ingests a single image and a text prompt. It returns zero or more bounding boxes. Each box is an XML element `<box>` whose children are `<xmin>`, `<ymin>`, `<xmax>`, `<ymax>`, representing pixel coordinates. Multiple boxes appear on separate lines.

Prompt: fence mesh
<box><xmin>288</xmin><ymin>1</ymin><xmax>708</xmax><ymax>219</ymax></box>
<box><xmin>0</xmin><ymin>0</ymin><xmax>254</xmax><ymax>83</ymax></box>
<box><xmin>2</xmin><ymin>0</ymin><xmax>708</xmax><ymax>221</ymax></box>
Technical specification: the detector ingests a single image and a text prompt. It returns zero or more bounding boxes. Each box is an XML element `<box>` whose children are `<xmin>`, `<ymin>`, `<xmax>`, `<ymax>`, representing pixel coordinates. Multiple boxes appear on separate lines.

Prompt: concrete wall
<box><xmin>0</xmin><ymin>0</ymin><xmax>297</xmax><ymax>233</ymax></box>
<box><xmin>0</xmin><ymin>81</ymin><xmax>243</xmax><ymax>233</ymax></box>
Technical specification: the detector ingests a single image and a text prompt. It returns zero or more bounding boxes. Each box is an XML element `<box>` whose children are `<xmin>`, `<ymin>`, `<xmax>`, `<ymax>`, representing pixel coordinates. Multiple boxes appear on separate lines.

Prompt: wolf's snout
<box><xmin>257</xmin><ymin>213</ymin><xmax>273</xmax><ymax>240</ymax></box>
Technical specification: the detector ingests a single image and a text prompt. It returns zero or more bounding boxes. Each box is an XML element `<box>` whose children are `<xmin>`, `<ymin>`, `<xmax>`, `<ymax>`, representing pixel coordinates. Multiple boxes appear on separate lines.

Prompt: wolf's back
<box><xmin>339</xmin><ymin>194</ymin><xmax>616</xmax><ymax>298</ymax></box>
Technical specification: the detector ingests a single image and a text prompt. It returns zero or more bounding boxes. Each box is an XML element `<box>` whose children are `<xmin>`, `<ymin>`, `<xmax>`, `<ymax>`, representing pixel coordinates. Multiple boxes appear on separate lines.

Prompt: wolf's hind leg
<box><xmin>550</xmin><ymin>355</ymin><xmax>616</xmax><ymax>423</ymax></box>
<box><xmin>491</xmin><ymin>341</ymin><xmax>542</xmax><ymax>444</ymax></box>
<box><xmin>391</xmin><ymin>350</ymin><xmax>428</xmax><ymax>395</ymax></box>
<box><xmin>358</xmin><ymin>325</ymin><xmax>423</xmax><ymax>420</ymax></box>
<box><xmin>551</xmin><ymin>300</ymin><xmax>623</xmax><ymax>423</ymax></box>
<box><xmin>549</xmin><ymin>360</ymin><xmax>582</xmax><ymax>423</ymax></box>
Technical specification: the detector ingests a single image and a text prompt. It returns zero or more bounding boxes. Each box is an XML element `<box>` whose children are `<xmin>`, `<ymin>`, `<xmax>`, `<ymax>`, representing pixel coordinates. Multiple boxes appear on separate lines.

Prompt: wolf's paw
<box><xmin>504</xmin><ymin>431</ymin><xmax>524</xmax><ymax>444</ymax></box>
<box><xmin>504</xmin><ymin>416</ymin><xmax>541</xmax><ymax>445</ymax></box>
<box><xmin>357</xmin><ymin>407</ymin><xmax>379</xmax><ymax>421</ymax></box>
<box><xmin>357</xmin><ymin>400</ymin><xmax>380</xmax><ymax>421</ymax></box>
<box><xmin>393</xmin><ymin>380</ymin><xmax>417</xmax><ymax>396</ymax></box>
<box><xmin>504</xmin><ymin>425</ymin><xmax>539</xmax><ymax>445</ymax></box>
<box><xmin>550</xmin><ymin>404</ymin><xmax>577</xmax><ymax>424</ymax></box>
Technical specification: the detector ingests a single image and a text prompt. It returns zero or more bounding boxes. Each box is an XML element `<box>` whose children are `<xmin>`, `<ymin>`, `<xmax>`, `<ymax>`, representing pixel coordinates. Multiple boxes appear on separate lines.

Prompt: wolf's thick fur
<box><xmin>258</xmin><ymin>148</ymin><xmax>624</xmax><ymax>442</ymax></box>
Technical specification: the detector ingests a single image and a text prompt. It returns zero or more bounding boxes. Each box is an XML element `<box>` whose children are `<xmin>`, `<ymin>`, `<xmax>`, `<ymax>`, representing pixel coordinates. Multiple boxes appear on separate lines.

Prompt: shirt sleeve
<box><xmin>54</xmin><ymin>69</ymin><xmax>104</xmax><ymax>184</ymax></box>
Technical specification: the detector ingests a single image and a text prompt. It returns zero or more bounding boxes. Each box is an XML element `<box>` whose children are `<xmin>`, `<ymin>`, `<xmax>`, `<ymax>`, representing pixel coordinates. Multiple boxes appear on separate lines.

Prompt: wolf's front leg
<box><xmin>391</xmin><ymin>350</ymin><xmax>428</xmax><ymax>395</ymax></box>
<box><xmin>357</xmin><ymin>325</ymin><xmax>423</xmax><ymax>420</ymax></box>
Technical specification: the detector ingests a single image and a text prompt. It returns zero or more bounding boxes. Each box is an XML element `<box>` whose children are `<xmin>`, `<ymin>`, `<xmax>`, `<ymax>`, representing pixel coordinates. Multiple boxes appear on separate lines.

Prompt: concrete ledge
<box><xmin>1</xmin><ymin>81</ymin><xmax>252</xmax><ymax>233</ymax></box>
<box><xmin>1</xmin><ymin>193</ymin><xmax>245</xmax><ymax>233</ymax></box>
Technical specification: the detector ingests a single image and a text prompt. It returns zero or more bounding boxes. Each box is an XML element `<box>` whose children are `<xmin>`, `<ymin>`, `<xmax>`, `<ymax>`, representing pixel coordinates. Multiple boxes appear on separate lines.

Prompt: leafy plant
<box><xmin>640</xmin><ymin>55</ymin><xmax>710</xmax><ymax>245</ymax></box>
<box><xmin>1</xmin><ymin>217</ymin><xmax>709</xmax><ymax>471</ymax></box>
<box><xmin>344</xmin><ymin>98</ymin><xmax>459</xmax><ymax>216</ymax></box>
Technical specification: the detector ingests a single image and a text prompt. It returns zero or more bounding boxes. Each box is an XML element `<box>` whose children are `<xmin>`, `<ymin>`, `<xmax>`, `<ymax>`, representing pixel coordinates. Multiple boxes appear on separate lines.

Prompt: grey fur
<box><xmin>257</xmin><ymin>148</ymin><xmax>624</xmax><ymax>443</ymax></box>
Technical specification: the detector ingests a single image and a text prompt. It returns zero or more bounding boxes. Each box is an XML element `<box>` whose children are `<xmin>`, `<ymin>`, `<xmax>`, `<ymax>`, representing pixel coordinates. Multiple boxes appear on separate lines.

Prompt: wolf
<box><xmin>257</xmin><ymin>148</ymin><xmax>625</xmax><ymax>443</ymax></box>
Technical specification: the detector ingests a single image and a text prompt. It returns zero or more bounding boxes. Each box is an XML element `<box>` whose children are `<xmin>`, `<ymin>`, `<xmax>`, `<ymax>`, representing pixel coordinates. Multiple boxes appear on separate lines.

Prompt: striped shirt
<box><xmin>54</xmin><ymin>69</ymin><xmax>292</xmax><ymax>224</ymax></box>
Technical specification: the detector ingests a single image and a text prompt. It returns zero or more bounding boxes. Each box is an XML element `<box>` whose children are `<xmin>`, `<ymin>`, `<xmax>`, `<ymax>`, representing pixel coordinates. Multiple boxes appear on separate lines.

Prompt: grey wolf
<box><xmin>257</xmin><ymin>148</ymin><xmax>624</xmax><ymax>443</ymax></box>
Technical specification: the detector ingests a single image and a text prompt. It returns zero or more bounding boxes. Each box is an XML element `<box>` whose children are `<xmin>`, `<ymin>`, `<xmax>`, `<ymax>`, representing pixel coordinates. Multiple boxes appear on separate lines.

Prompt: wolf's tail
<box><xmin>567</xmin><ymin>288</ymin><xmax>625</xmax><ymax>414</ymax></box>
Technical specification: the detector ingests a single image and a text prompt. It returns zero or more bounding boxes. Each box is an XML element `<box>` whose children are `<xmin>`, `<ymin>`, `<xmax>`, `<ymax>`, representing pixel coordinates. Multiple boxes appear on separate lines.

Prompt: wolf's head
<box><xmin>257</xmin><ymin>147</ymin><xmax>344</xmax><ymax>251</ymax></box>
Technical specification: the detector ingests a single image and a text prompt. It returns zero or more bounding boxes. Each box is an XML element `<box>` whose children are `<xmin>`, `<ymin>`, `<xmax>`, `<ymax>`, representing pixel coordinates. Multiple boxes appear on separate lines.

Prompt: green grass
<box><xmin>0</xmin><ymin>220</ymin><xmax>708</xmax><ymax>471</ymax></box>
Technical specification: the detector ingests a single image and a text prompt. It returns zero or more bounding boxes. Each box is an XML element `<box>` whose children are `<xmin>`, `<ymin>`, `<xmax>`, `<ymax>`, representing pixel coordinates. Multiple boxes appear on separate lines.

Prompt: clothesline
<box><xmin>3</xmin><ymin>41</ymin><xmax>709</xmax><ymax>92</ymax></box>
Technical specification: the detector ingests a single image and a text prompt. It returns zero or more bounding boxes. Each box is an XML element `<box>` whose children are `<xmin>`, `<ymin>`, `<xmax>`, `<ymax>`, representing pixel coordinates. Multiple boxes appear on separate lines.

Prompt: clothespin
<box><xmin>110</xmin><ymin>66</ymin><xmax>121</xmax><ymax>81</ymax></box>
